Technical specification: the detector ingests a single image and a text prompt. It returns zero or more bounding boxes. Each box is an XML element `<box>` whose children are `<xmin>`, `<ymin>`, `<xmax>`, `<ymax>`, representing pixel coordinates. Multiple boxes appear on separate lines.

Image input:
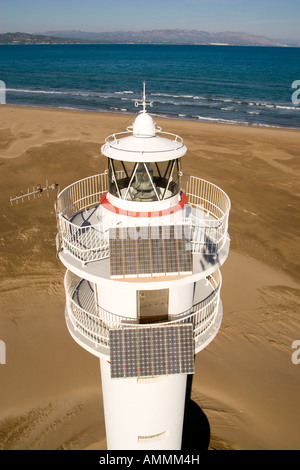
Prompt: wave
<box><xmin>7</xmin><ymin>88</ymin><xmax>67</xmax><ymax>95</ymax></box>
<box><xmin>7</xmin><ymin>88</ymin><xmax>300</xmax><ymax>114</ymax></box>
<box><xmin>221</xmin><ymin>107</ymin><xmax>237</xmax><ymax>112</ymax></box>
<box><xmin>192</xmin><ymin>115</ymin><xmax>249</xmax><ymax>125</ymax></box>
<box><xmin>151</xmin><ymin>93</ymin><xmax>300</xmax><ymax>112</ymax></box>
<box><xmin>275</xmin><ymin>105</ymin><xmax>300</xmax><ymax>111</ymax></box>
<box><xmin>190</xmin><ymin>114</ymin><xmax>285</xmax><ymax>128</ymax></box>
<box><xmin>6</xmin><ymin>87</ymin><xmax>300</xmax><ymax>130</ymax></box>
<box><xmin>6</xmin><ymin>88</ymin><xmax>111</xmax><ymax>99</ymax></box>
<box><xmin>247</xmin><ymin>102</ymin><xmax>300</xmax><ymax>111</ymax></box>
<box><xmin>151</xmin><ymin>92</ymin><xmax>192</xmax><ymax>99</ymax></box>
<box><xmin>58</xmin><ymin>106</ymin><xmax>78</xmax><ymax>110</ymax></box>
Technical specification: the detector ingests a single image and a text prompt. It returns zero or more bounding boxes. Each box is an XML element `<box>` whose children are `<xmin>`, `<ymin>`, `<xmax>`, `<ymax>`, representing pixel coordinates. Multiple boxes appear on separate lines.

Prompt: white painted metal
<box><xmin>100</xmin><ymin>358</ymin><xmax>187</xmax><ymax>450</ymax></box>
<box><xmin>101</xmin><ymin>133</ymin><xmax>187</xmax><ymax>162</ymax></box>
<box><xmin>101</xmin><ymin>110</ymin><xmax>188</xmax><ymax>163</ymax></box>
<box><xmin>132</xmin><ymin>111</ymin><xmax>156</xmax><ymax>137</ymax></box>
<box><xmin>64</xmin><ymin>269</ymin><xmax>222</xmax><ymax>358</ymax></box>
<box><xmin>96</xmin><ymin>282</ymin><xmax>137</xmax><ymax>321</ymax></box>
<box><xmin>57</xmin><ymin>94</ymin><xmax>231</xmax><ymax>450</ymax></box>
<box><xmin>105</xmin><ymin>190</ymin><xmax>181</xmax><ymax>213</ymax></box>
<box><xmin>169</xmin><ymin>283</ymin><xmax>194</xmax><ymax>315</ymax></box>
<box><xmin>56</xmin><ymin>173</ymin><xmax>230</xmax><ymax>266</ymax></box>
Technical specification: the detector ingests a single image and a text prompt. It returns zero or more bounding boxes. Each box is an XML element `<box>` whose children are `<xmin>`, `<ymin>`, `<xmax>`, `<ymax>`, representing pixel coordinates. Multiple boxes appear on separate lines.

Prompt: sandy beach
<box><xmin>0</xmin><ymin>104</ymin><xmax>299</xmax><ymax>450</ymax></box>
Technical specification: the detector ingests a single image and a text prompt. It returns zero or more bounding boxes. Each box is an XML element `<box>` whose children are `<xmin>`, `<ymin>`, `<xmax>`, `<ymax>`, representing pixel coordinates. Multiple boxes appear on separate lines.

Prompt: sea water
<box><xmin>0</xmin><ymin>44</ymin><xmax>299</xmax><ymax>128</ymax></box>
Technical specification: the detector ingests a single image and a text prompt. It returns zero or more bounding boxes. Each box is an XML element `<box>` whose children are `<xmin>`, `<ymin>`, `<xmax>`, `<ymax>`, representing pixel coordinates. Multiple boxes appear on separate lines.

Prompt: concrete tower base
<box><xmin>100</xmin><ymin>358</ymin><xmax>188</xmax><ymax>450</ymax></box>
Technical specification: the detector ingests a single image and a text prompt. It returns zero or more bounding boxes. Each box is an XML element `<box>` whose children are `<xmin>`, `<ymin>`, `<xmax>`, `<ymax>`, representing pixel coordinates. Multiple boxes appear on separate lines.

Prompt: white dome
<box><xmin>101</xmin><ymin>111</ymin><xmax>187</xmax><ymax>162</ymax></box>
<box><xmin>132</xmin><ymin>112</ymin><xmax>156</xmax><ymax>137</ymax></box>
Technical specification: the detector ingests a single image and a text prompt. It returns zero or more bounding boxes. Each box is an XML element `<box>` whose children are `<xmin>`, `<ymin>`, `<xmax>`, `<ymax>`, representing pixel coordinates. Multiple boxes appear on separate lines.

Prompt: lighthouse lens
<box><xmin>135</xmin><ymin>163</ymin><xmax>153</xmax><ymax>190</ymax></box>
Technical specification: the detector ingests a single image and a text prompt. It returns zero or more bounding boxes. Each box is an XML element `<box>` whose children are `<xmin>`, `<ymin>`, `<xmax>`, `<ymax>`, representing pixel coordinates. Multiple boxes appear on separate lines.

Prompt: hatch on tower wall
<box><xmin>138</xmin><ymin>289</ymin><xmax>169</xmax><ymax>324</ymax></box>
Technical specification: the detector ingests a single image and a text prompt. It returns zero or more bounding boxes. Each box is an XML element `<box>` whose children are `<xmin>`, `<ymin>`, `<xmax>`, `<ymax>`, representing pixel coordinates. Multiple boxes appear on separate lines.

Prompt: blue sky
<box><xmin>0</xmin><ymin>0</ymin><xmax>299</xmax><ymax>41</ymax></box>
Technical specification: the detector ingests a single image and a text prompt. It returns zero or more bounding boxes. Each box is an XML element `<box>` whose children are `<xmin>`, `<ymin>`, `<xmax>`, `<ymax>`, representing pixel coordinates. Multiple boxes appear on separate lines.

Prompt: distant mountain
<box><xmin>0</xmin><ymin>30</ymin><xmax>289</xmax><ymax>46</ymax></box>
<box><xmin>42</xmin><ymin>29</ymin><xmax>286</xmax><ymax>46</ymax></box>
<box><xmin>0</xmin><ymin>32</ymin><xmax>87</xmax><ymax>44</ymax></box>
<box><xmin>277</xmin><ymin>38</ymin><xmax>300</xmax><ymax>47</ymax></box>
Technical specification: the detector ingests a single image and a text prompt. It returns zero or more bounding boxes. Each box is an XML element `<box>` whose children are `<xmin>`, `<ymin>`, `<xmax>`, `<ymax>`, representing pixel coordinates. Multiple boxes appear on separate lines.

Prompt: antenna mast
<box><xmin>135</xmin><ymin>81</ymin><xmax>153</xmax><ymax>112</ymax></box>
<box><xmin>10</xmin><ymin>180</ymin><xmax>59</xmax><ymax>206</ymax></box>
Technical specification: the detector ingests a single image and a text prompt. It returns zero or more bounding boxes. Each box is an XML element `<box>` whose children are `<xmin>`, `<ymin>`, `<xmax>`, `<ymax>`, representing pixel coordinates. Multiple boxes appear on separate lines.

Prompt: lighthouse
<box><xmin>55</xmin><ymin>83</ymin><xmax>231</xmax><ymax>450</ymax></box>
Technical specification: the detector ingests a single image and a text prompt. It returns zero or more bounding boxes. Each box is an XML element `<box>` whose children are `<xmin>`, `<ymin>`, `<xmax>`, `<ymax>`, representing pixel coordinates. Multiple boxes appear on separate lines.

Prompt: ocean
<box><xmin>0</xmin><ymin>44</ymin><xmax>299</xmax><ymax>128</ymax></box>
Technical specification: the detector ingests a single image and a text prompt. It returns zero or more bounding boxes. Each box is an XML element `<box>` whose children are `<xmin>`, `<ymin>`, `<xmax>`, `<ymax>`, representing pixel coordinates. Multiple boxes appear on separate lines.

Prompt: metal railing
<box><xmin>56</xmin><ymin>173</ymin><xmax>230</xmax><ymax>265</ymax></box>
<box><xmin>103</xmin><ymin>129</ymin><xmax>184</xmax><ymax>152</ymax></box>
<box><xmin>64</xmin><ymin>269</ymin><xmax>221</xmax><ymax>349</ymax></box>
<box><xmin>56</xmin><ymin>173</ymin><xmax>109</xmax><ymax>264</ymax></box>
<box><xmin>56</xmin><ymin>172</ymin><xmax>107</xmax><ymax>220</ymax></box>
<box><xmin>181</xmin><ymin>174</ymin><xmax>230</xmax><ymax>254</ymax></box>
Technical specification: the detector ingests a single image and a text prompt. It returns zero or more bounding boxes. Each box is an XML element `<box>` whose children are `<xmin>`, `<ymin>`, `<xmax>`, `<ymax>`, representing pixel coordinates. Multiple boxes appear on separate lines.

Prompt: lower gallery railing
<box><xmin>56</xmin><ymin>173</ymin><xmax>230</xmax><ymax>265</ymax></box>
<box><xmin>64</xmin><ymin>270</ymin><xmax>222</xmax><ymax>350</ymax></box>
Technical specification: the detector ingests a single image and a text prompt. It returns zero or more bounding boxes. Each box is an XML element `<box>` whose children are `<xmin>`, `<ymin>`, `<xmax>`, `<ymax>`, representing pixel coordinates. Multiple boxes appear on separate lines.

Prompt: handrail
<box><xmin>104</xmin><ymin>129</ymin><xmax>184</xmax><ymax>149</ymax></box>
<box><xmin>64</xmin><ymin>270</ymin><xmax>221</xmax><ymax>347</ymax></box>
<box><xmin>182</xmin><ymin>173</ymin><xmax>231</xmax><ymax>220</ymax></box>
<box><xmin>56</xmin><ymin>173</ymin><xmax>230</xmax><ymax>265</ymax></box>
<box><xmin>56</xmin><ymin>172</ymin><xmax>108</xmax><ymax>219</ymax></box>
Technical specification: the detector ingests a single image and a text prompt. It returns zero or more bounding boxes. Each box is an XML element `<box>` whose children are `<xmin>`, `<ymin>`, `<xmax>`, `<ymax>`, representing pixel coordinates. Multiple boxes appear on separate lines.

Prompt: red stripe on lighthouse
<box><xmin>100</xmin><ymin>192</ymin><xmax>188</xmax><ymax>218</ymax></box>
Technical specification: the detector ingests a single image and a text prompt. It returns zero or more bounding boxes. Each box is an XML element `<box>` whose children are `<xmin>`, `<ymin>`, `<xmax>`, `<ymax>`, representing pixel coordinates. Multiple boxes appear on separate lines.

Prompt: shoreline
<box><xmin>1</xmin><ymin>103</ymin><xmax>300</xmax><ymax>137</ymax></box>
<box><xmin>3</xmin><ymin>102</ymin><xmax>300</xmax><ymax>131</ymax></box>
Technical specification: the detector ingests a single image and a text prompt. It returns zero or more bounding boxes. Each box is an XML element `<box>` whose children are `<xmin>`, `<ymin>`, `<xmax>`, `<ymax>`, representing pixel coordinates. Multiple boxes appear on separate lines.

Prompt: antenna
<box><xmin>135</xmin><ymin>81</ymin><xmax>153</xmax><ymax>112</ymax></box>
<box><xmin>9</xmin><ymin>180</ymin><xmax>60</xmax><ymax>206</ymax></box>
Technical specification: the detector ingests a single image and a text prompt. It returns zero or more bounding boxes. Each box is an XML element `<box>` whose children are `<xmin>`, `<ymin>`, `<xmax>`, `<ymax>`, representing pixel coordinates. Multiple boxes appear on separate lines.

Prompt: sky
<box><xmin>0</xmin><ymin>0</ymin><xmax>299</xmax><ymax>41</ymax></box>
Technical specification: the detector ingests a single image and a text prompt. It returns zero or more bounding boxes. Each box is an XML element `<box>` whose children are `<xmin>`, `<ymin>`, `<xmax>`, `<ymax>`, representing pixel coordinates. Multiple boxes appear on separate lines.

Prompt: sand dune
<box><xmin>0</xmin><ymin>105</ymin><xmax>299</xmax><ymax>450</ymax></box>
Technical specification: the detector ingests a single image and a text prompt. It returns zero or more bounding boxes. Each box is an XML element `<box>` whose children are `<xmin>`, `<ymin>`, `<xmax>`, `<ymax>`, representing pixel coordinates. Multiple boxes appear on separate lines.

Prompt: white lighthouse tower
<box><xmin>55</xmin><ymin>83</ymin><xmax>230</xmax><ymax>450</ymax></box>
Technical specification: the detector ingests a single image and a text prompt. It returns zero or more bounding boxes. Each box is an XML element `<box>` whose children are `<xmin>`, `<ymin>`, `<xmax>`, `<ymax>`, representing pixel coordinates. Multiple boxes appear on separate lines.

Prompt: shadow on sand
<box><xmin>181</xmin><ymin>374</ymin><xmax>211</xmax><ymax>451</ymax></box>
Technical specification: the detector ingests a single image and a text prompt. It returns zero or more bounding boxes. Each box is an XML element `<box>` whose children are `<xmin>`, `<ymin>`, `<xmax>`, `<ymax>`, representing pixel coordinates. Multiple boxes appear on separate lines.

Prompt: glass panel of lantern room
<box><xmin>107</xmin><ymin>158</ymin><xmax>181</xmax><ymax>201</ymax></box>
<box><xmin>107</xmin><ymin>159</ymin><xmax>116</xmax><ymax>196</ymax></box>
<box><xmin>107</xmin><ymin>159</ymin><xmax>134</xmax><ymax>198</ymax></box>
<box><xmin>154</xmin><ymin>159</ymin><xmax>181</xmax><ymax>200</ymax></box>
<box><xmin>130</xmin><ymin>162</ymin><xmax>159</xmax><ymax>201</ymax></box>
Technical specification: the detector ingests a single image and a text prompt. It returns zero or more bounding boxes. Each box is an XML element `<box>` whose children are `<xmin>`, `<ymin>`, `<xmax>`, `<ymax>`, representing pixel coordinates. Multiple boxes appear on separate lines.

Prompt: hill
<box><xmin>0</xmin><ymin>30</ymin><xmax>287</xmax><ymax>46</ymax></box>
<box><xmin>0</xmin><ymin>32</ymin><xmax>86</xmax><ymax>45</ymax></box>
<box><xmin>43</xmin><ymin>29</ymin><xmax>286</xmax><ymax>46</ymax></box>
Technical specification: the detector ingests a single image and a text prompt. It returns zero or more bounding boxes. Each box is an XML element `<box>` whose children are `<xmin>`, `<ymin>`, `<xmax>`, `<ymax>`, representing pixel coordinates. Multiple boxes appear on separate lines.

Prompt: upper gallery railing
<box><xmin>55</xmin><ymin>173</ymin><xmax>230</xmax><ymax>265</ymax></box>
<box><xmin>103</xmin><ymin>129</ymin><xmax>184</xmax><ymax>153</ymax></box>
<box><xmin>181</xmin><ymin>174</ymin><xmax>230</xmax><ymax>256</ymax></box>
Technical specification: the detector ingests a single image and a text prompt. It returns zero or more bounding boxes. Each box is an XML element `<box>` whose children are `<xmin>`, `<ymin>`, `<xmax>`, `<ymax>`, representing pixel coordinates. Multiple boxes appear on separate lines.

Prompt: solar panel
<box><xmin>109</xmin><ymin>224</ymin><xmax>192</xmax><ymax>278</ymax></box>
<box><xmin>165</xmin><ymin>326</ymin><xmax>180</xmax><ymax>375</ymax></box>
<box><xmin>138</xmin><ymin>328</ymin><xmax>152</xmax><ymax>377</ymax></box>
<box><xmin>110</xmin><ymin>329</ymin><xmax>124</xmax><ymax>379</ymax></box>
<box><xmin>123</xmin><ymin>328</ymin><xmax>138</xmax><ymax>377</ymax></box>
<box><xmin>152</xmin><ymin>326</ymin><xmax>167</xmax><ymax>376</ymax></box>
<box><xmin>109</xmin><ymin>324</ymin><xmax>194</xmax><ymax>379</ymax></box>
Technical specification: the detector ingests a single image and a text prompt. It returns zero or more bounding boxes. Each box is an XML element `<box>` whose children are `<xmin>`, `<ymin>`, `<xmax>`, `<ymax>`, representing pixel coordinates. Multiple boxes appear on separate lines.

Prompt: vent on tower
<box><xmin>109</xmin><ymin>224</ymin><xmax>192</xmax><ymax>279</ymax></box>
<box><xmin>109</xmin><ymin>324</ymin><xmax>195</xmax><ymax>379</ymax></box>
